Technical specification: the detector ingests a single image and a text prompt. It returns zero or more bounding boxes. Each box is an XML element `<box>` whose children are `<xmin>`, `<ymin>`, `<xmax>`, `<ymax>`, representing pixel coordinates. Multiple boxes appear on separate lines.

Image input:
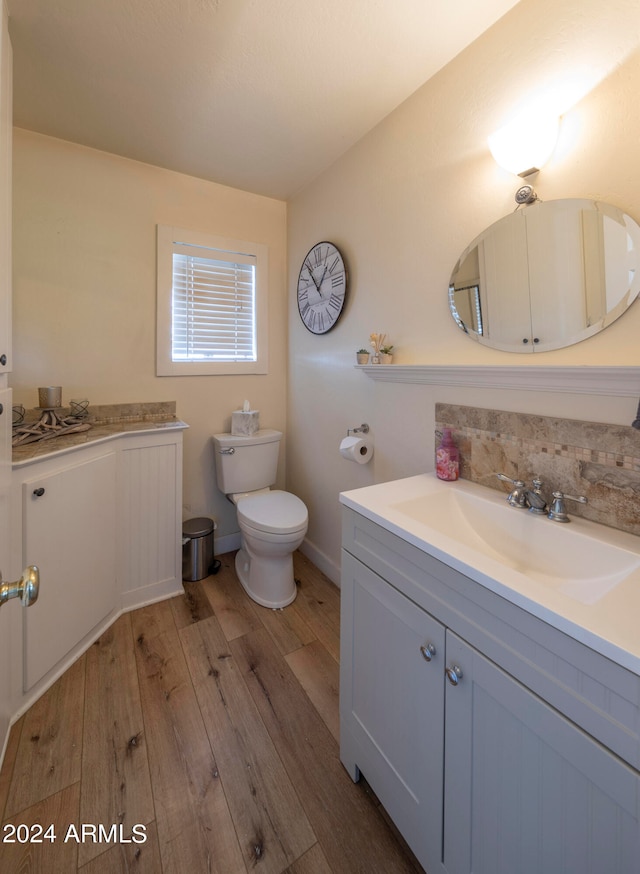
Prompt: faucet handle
<box><xmin>563</xmin><ymin>492</ymin><xmax>588</xmax><ymax>505</ymax></box>
<box><xmin>548</xmin><ymin>491</ymin><xmax>588</xmax><ymax>523</ymax></box>
<box><xmin>495</xmin><ymin>473</ymin><xmax>525</xmax><ymax>487</ymax></box>
<box><xmin>495</xmin><ymin>473</ymin><xmax>527</xmax><ymax>507</ymax></box>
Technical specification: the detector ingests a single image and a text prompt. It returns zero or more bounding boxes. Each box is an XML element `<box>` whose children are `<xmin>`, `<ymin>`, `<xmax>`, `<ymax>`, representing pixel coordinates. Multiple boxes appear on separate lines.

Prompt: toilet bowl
<box><xmin>233</xmin><ymin>490</ymin><xmax>308</xmax><ymax>608</ymax></box>
<box><xmin>212</xmin><ymin>429</ymin><xmax>309</xmax><ymax>608</ymax></box>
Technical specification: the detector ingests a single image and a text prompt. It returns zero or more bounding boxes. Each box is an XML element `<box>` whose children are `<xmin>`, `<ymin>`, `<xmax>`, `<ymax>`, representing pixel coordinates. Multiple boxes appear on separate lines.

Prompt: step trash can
<box><xmin>182</xmin><ymin>516</ymin><xmax>221</xmax><ymax>581</ymax></box>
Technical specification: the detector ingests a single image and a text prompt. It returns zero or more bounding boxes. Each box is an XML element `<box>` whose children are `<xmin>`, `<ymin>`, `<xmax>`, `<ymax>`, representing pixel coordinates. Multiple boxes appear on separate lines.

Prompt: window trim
<box><xmin>156</xmin><ymin>224</ymin><xmax>268</xmax><ymax>376</ymax></box>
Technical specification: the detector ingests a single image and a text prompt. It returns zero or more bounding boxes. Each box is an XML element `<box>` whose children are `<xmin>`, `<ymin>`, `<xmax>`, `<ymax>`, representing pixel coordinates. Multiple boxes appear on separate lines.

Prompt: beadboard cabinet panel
<box><xmin>118</xmin><ymin>433</ymin><xmax>182</xmax><ymax>608</ymax></box>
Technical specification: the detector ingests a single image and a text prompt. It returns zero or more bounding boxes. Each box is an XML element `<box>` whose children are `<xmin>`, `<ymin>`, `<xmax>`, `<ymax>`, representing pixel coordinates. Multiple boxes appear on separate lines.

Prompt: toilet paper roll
<box><xmin>339</xmin><ymin>435</ymin><xmax>374</xmax><ymax>464</ymax></box>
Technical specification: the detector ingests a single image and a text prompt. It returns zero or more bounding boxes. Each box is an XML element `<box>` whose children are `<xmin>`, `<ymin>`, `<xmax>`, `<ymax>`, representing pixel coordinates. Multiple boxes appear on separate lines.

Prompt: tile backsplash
<box><xmin>436</xmin><ymin>403</ymin><xmax>640</xmax><ymax>537</ymax></box>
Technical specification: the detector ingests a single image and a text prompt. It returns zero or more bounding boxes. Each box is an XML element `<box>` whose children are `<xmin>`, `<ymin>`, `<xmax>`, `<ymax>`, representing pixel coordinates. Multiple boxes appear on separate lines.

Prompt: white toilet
<box><xmin>212</xmin><ymin>429</ymin><xmax>308</xmax><ymax>608</ymax></box>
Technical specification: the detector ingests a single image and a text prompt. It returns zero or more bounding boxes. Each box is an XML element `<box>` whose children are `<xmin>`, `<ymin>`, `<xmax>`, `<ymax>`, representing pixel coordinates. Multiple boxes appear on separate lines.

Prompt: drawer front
<box><xmin>343</xmin><ymin>506</ymin><xmax>640</xmax><ymax>770</ymax></box>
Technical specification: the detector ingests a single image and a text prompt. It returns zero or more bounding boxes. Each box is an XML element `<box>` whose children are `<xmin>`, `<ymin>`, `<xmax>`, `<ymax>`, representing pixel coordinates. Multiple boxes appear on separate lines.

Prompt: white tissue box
<box><xmin>231</xmin><ymin>410</ymin><xmax>260</xmax><ymax>436</ymax></box>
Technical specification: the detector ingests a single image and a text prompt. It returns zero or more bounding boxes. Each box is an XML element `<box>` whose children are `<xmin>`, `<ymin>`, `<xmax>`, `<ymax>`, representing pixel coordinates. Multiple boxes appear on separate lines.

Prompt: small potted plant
<box><xmin>356</xmin><ymin>348</ymin><xmax>370</xmax><ymax>365</ymax></box>
<box><xmin>380</xmin><ymin>344</ymin><xmax>394</xmax><ymax>364</ymax></box>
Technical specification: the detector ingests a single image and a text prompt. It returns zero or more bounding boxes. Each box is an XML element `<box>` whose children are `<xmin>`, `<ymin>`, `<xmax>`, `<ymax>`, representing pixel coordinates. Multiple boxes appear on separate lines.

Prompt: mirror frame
<box><xmin>449</xmin><ymin>198</ymin><xmax>640</xmax><ymax>353</ymax></box>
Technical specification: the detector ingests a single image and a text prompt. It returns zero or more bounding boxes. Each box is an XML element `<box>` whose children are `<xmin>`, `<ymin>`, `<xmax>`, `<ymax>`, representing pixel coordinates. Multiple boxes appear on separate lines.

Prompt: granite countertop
<box><xmin>12</xmin><ymin>401</ymin><xmax>188</xmax><ymax>468</ymax></box>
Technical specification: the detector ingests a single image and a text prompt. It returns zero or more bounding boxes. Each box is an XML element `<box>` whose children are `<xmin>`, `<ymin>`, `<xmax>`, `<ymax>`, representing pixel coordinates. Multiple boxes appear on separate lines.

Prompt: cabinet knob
<box><xmin>32</xmin><ymin>487</ymin><xmax>45</xmax><ymax>497</ymax></box>
<box><xmin>419</xmin><ymin>643</ymin><xmax>436</xmax><ymax>662</ymax></box>
<box><xmin>445</xmin><ymin>665</ymin><xmax>463</xmax><ymax>686</ymax></box>
<box><xmin>0</xmin><ymin>354</ymin><xmax>6</xmax><ymax>366</ymax></box>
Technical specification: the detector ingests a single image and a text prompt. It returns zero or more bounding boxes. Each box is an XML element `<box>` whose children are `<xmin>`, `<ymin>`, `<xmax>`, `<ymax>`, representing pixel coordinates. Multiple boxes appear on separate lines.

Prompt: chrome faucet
<box><xmin>497</xmin><ymin>473</ymin><xmax>588</xmax><ymax>521</ymax></box>
<box><xmin>496</xmin><ymin>473</ymin><xmax>547</xmax><ymax>513</ymax></box>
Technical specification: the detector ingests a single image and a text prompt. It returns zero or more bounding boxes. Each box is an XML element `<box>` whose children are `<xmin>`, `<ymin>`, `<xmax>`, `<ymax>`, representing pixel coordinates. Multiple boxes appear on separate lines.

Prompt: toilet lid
<box><xmin>237</xmin><ymin>490</ymin><xmax>308</xmax><ymax>534</ymax></box>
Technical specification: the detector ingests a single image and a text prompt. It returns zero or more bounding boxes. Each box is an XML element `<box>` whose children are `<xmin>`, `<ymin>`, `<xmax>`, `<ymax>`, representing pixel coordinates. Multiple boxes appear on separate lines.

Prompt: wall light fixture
<box><xmin>488</xmin><ymin>113</ymin><xmax>560</xmax><ymax>177</ymax></box>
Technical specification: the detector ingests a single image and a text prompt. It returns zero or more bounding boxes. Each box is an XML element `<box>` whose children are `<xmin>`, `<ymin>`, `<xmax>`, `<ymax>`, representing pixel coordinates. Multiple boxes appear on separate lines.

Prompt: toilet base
<box><xmin>234</xmin><ymin>547</ymin><xmax>298</xmax><ymax>609</ymax></box>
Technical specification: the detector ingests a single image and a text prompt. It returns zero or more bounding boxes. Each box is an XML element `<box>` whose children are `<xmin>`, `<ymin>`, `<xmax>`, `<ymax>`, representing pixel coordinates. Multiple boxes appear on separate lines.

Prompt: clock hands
<box><xmin>305</xmin><ymin>261</ymin><xmax>319</xmax><ymax>291</ymax></box>
<box><xmin>317</xmin><ymin>264</ymin><xmax>329</xmax><ymax>294</ymax></box>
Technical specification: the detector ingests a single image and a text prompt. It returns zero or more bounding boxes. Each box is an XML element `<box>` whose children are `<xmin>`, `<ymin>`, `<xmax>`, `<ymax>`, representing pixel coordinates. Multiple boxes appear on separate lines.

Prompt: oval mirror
<box><xmin>448</xmin><ymin>198</ymin><xmax>640</xmax><ymax>352</ymax></box>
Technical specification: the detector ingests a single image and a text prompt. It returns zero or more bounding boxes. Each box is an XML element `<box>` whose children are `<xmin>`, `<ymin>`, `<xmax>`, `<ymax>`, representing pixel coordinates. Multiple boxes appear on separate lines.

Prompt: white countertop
<box><xmin>340</xmin><ymin>473</ymin><xmax>640</xmax><ymax>675</ymax></box>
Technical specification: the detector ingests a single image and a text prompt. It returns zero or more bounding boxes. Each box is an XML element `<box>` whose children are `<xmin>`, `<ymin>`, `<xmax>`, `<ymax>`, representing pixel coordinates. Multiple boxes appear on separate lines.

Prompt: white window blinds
<box><xmin>172</xmin><ymin>247</ymin><xmax>257</xmax><ymax>362</ymax></box>
<box><xmin>157</xmin><ymin>225</ymin><xmax>268</xmax><ymax>376</ymax></box>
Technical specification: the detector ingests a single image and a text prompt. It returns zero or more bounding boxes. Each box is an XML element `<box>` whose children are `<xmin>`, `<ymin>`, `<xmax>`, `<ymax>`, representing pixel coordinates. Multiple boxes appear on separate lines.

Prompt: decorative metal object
<box><xmin>12</xmin><ymin>408</ymin><xmax>91</xmax><ymax>446</ymax></box>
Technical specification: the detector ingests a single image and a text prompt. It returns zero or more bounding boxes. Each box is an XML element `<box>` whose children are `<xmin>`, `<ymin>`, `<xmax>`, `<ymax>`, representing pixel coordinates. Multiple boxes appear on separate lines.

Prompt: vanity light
<box><xmin>488</xmin><ymin>113</ymin><xmax>560</xmax><ymax>177</ymax></box>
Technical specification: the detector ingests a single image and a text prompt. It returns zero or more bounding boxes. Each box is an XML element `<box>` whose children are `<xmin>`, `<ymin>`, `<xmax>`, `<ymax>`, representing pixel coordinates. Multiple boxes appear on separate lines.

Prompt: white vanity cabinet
<box><xmin>13</xmin><ymin>425</ymin><xmax>184</xmax><ymax>697</ymax></box>
<box><xmin>340</xmin><ymin>507</ymin><xmax>640</xmax><ymax>874</ymax></box>
<box><xmin>21</xmin><ymin>449</ymin><xmax>117</xmax><ymax>690</ymax></box>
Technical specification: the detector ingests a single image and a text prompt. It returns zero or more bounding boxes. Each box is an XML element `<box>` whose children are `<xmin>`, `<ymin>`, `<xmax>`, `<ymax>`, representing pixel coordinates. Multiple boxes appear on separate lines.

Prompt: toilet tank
<box><xmin>212</xmin><ymin>429</ymin><xmax>282</xmax><ymax>494</ymax></box>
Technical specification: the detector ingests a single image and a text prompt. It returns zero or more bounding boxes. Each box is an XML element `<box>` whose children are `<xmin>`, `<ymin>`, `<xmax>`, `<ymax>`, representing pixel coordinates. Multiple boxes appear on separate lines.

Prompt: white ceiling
<box><xmin>7</xmin><ymin>0</ymin><xmax>521</xmax><ymax>200</ymax></box>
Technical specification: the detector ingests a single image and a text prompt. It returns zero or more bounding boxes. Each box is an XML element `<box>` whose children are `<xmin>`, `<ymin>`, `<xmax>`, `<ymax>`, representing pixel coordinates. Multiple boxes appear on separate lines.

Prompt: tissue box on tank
<box><xmin>231</xmin><ymin>410</ymin><xmax>260</xmax><ymax>436</ymax></box>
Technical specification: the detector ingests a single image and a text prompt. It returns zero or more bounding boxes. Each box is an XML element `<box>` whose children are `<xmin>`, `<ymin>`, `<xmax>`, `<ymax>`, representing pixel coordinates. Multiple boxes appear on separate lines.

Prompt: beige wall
<box><xmin>287</xmin><ymin>0</ymin><xmax>640</xmax><ymax>581</ymax></box>
<box><xmin>11</xmin><ymin>0</ymin><xmax>640</xmax><ymax>585</ymax></box>
<box><xmin>11</xmin><ymin>131</ymin><xmax>288</xmax><ymax>545</ymax></box>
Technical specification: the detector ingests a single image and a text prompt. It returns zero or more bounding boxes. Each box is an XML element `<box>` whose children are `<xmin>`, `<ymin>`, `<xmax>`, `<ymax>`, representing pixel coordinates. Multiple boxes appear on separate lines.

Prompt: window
<box><xmin>157</xmin><ymin>225</ymin><xmax>268</xmax><ymax>376</ymax></box>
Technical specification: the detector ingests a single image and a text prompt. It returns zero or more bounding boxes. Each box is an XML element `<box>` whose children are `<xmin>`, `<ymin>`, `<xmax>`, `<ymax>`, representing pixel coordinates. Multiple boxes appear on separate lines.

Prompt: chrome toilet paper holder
<box><xmin>347</xmin><ymin>423</ymin><xmax>370</xmax><ymax>436</ymax></box>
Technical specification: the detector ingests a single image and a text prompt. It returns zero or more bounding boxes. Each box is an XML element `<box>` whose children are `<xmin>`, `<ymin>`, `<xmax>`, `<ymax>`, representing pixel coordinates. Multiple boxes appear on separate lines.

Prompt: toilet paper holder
<box><xmin>347</xmin><ymin>423</ymin><xmax>370</xmax><ymax>436</ymax></box>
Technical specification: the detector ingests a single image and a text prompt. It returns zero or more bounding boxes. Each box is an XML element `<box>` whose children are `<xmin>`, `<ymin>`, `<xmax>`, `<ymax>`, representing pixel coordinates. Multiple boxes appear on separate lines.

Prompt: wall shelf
<box><xmin>355</xmin><ymin>365</ymin><xmax>640</xmax><ymax>397</ymax></box>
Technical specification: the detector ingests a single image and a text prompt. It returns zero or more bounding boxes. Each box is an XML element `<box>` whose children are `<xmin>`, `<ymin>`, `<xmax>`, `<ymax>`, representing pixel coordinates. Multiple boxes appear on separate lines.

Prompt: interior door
<box><xmin>0</xmin><ymin>1</ymin><xmax>11</xmax><ymax>754</ymax></box>
<box><xmin>0</xmin><ymin>389</ymin><xmax>12</xmax><ymax>746</ymax></box>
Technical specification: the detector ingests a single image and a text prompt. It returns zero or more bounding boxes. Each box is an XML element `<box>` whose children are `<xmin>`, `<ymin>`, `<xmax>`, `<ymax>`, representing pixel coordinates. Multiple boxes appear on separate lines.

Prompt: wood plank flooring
<box><xmin>0</xmin><ymin>551</ymin><xmax>424</xmax><ymax>873</ymax></box>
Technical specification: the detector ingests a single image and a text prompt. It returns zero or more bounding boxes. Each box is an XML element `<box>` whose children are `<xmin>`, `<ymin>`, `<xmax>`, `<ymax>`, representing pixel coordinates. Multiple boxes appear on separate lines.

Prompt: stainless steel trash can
<box><xmin>182</xmin><ymin>517</ymin><xmax>217</xmax><ymax>581</ymax></box>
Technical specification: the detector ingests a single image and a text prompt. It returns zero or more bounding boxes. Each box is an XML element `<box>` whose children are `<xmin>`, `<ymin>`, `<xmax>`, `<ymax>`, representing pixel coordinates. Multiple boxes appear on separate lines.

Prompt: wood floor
<box><xmin>0</xmin><ymin>551</ymin><xmax>424</xmax><ymax>874</ymax></box>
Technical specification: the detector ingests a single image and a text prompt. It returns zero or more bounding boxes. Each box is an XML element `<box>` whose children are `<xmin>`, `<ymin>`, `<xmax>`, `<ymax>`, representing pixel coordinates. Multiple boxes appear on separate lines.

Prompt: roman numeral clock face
<box><xmin>297</xmin><ymin>241</ymin><xmax>348</xmax><ymax>334</ymax></box>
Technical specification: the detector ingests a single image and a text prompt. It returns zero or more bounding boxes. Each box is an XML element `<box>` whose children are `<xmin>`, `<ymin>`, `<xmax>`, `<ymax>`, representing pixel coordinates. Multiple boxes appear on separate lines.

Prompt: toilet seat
<box><xmin>237</xmin><ymin>490</ymin><xmax>308</xmax><ymax>535</ymax></box>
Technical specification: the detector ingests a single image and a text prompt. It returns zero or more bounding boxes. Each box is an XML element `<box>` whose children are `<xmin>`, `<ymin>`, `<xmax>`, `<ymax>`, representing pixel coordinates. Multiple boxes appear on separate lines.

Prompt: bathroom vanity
<box><xmin>340</xmin><ymin>474</ymin><xmax>640</xmax><ymax>874</ymax></box>
<box><xmin>11</xmin><ymin>414</ymin><xmax>186</xmax><ymax>696</ymax></box>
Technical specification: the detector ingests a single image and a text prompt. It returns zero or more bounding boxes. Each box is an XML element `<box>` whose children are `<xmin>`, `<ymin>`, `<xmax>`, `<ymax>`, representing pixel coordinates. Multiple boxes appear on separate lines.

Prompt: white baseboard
<box><xmin>299</xmin><ymin>537</ymin><xmax>341</xmax><ymax>587</ymax></box>
<box><xmin>121</xmin><ymin>577</ymin><xmax>184</xmax><ymax>611</ymax></box>
<box><xmin>215</xmin><ymin>531</ymin><xmax>241</xmax><ymax>555</ymax></box>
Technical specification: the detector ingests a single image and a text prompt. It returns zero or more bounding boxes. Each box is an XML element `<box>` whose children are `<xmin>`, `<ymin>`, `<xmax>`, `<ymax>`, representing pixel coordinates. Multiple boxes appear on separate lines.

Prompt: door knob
<box><xmin>0</xmin><ymin>566</ymin><xmax>40</xmax><ymax>608</ymax></box>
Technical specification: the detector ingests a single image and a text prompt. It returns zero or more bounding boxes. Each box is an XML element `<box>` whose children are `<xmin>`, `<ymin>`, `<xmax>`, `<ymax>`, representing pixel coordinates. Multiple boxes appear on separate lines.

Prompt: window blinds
<box><xmin>171</xmin><ymin>250</ymin><xmax>257</xmax><ymax>362</ymax></box>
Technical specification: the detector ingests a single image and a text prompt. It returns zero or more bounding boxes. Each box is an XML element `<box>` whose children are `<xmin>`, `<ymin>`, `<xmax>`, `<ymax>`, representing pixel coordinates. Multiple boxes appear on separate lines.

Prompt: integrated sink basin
<box><xmin>393</xmin><ymin>487</ymin><xmax>640</xmax><ymax>604</ymax></box>
<box><xmin>340</xmin><ymin>473</ymin><xmax>640</xmax><ymax>671</ymax></box>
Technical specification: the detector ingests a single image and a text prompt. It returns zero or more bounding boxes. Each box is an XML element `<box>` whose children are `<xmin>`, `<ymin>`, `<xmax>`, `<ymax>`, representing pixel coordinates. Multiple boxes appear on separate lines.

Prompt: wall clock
<box><xmin>297</xmin><ymin>241</ymin><xmax>348</xmax><ymax>334</ymax></box>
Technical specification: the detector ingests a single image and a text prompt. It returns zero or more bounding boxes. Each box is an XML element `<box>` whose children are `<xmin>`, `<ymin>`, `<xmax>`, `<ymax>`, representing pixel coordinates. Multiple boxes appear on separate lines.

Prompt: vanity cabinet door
<box><xmin>443</xmin><ymin>631</ymin><xmax>640</xmax><ymax>874</ymax></box>
<box><xmin>340</xmin><ymin>550</ymin><xmax>446</xmax><ymax>874</ymax></box>
<box><xmin>22</xmin><ymin>451</ymin><xmax>117</xmax><ymax>689</ymax></box>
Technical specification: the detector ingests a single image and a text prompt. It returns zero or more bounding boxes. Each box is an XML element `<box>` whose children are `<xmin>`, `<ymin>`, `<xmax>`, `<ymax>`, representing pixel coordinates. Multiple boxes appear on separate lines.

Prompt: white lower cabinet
<box><xmin>14</xmin><ymin>427</ymin><xmax>184</xmax><ymax>697</ymax></box>
<box><xmin>340</xmin><ymin>510</ymin><xmax>640</xmax><ymax>874</ymax></box>
<box><xmin>22</xmin><ymin>450</ymin><xmax>117</xmax><ymax>690</ymax></box>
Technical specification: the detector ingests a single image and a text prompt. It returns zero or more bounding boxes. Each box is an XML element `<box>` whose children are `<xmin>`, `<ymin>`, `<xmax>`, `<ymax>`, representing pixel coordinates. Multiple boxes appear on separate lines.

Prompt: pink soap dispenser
<box><xmin>436</xmin><ymin>429</ymin><xmax>459</xmax><ymax>481</ymax></box>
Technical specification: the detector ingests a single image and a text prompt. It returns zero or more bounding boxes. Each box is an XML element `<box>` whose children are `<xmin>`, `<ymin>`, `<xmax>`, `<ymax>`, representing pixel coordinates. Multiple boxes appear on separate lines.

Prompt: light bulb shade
<box><xmin>488</xmin><ymin>115</ymin><xmax>559</xmax><ymax>176</ymax></box>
